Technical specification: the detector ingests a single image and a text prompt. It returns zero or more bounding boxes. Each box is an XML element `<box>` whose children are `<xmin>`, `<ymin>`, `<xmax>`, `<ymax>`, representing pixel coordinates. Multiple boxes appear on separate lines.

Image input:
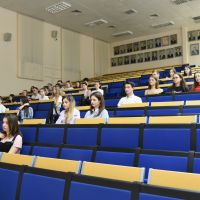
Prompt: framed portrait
<box><xmin>175</xmin><ymin>46</ymin><xmax>182</xmax><ymax>57</ymax></box>
<box><xmin>114</xmin><ymin>46</ymin><xmax>120</xmax><ymax>55</ymax></box>
<box><xmin>161</xmin><ymin>36</ymin><xmax>170</xmax><ymax>46</ymax></box>
<box><xmin>119</xmin><ymin>45</ymin><xmax>127</xmax><ymax>54</ymax></box>
<box><xmin>170</xmin><ymin>34</ymin><xmax>177</xmax><ymax>45</ymax></box>
<box><xmin>152</xmin><ymin>51</ymin><xmax>158</xmax><ymax>61</ymax></box>
<box><xmin>166</xmin><ymin>48</ymin><xmax>174</xmax><ymax>59</ymax></box>
<box><xmin>190</xmin><ymin>43</ymin><xmax>199</xmax><ymax>56</ymax></box>
<box><xmin>140</xmin><ymin>41</ymin><xmax>146</xmax><ymax>50</ymax></box>
<box><xmin>147</xmin><ymin>39</ymin><xmax>154</xmax><ymax>49</ymax></box>
<box><xmin>127</xmin><ymin>43</ymin><xmax>133</xmax><ymax>53</ymax></box>
<box><xmin>159</xmin><ymin>50</ymin><xmax>166</xmax><ymax>60</ymax></box>
<box><xmin>144</xmin><ymin>52</ymin><xmax>151</xmax><ymax>62</ymax></box>
<box><xmin>111</xmin><ymin>58</ymin><xmax>118</xmax><ymax>67</ymax></box>
<box><xmin>188</xmin><ymin>31</ymin><xmax>197</xmax><ymax>42</ymax></box>
<box><xmin>118</xmin><ymin>57</ymin><xmax>124</xmax><ymax>65</ymax></box>
<box><xmin>124</xmin><ymin>56</ymin><xmax>130</xmax><ymax>65</ymax></box>
<box><xmin>133</xmin><ymin>42</ymin><xmax>139</xmax><ymax>51</ymax></box>
<box><xmin>155</xmin><ymin>38</ymin><xmax>161</xmax><ymax>48</ymax></box>
<box><xmin>130</xmin><ymin>55</ymin><xmax>136</xmax><ymax>64</ymax></box>
<box><xmin>197</xmin><ymin>30</ymin><xmax>200</xmax><ymax>40</ymax></box>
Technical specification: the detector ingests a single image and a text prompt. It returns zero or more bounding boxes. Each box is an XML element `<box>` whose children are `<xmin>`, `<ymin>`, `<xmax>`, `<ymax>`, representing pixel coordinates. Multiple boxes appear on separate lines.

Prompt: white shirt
<box><xmin>84</xmin><ymin>109</ymin><xmax>109</xmax><ymax>120</ymax></box>
<box><xmin>56</xmin><ymin>108</ymin><xmax>80</xmax><ymax>124</ymax></box>
<box><xmin>117</xmin><ymin>94</ymin><xmax>142</xmax><ymax>107</ymax></box>
<box><xmin>92</xmin><ymin>89</ymin><xmax>104</xmax><ymax>95</ymax></box>
<box><xmin>31</xmin><ymin>94</ymin><xmax>41</xmax><ymax>100</ymax></box>
<box><xmin>0</xmin><ymin>104</ymin><xmax>7</xmax><ymax>113</ymax></box>
<box><xmin>39</xmin><ymin>96</ymin><xmax>49</xmax><ymax>101</ymax></box>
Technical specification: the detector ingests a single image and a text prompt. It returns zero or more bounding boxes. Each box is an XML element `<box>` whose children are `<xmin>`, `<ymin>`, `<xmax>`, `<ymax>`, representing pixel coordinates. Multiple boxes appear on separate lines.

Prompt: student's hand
<box><xmin>0</xmin><ymin>133</ymin><xmax>5</xmax><ymax>139</ymax></box>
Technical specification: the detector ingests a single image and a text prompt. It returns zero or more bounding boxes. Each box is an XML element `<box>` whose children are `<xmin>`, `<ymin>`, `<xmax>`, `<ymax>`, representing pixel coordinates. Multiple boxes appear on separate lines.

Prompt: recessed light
<box><xmin>46</xmin><ymin>1</ymin><xmax>71</xmax><ymax>14</ymax></box>
<box><xmin>71</xmin><ymin>10</ymin><xmax>82</xmax><ymax>15</ymax></box>
<box><xmin>85</xmin><ymin>19</ymin><xmax>108</xmax><ymax>27</ymax></box>
<box><xmin>108</xmin><ymin>25</ymin><xmax>116</xmax><ymax>29</ymax></box>
<box><xmin>149</xmin><ymin>14</ymin><xmax>159</xmax><ymax>19</ymax></box>
<box><xmin>124</xmin><ymin>9</ymin><xmax>137</xmax><ymax>15</ymax></box>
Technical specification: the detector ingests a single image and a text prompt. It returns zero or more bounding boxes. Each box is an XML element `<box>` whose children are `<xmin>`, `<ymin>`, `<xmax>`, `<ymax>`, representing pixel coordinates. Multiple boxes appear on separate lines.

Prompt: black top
<box><xmin>166</xmin><ymin>86</ymin><xmax>189</xmax><ymax>93</ymax></box>
<box><xmin>0</xmin><ymin>134</ymin><xmax>19</xmax><ymax>153</ymax></box>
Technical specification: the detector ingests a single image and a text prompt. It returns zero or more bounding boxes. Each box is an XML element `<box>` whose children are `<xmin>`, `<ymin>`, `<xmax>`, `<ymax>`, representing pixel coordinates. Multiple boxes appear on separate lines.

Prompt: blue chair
<box><xmin>183</xmin><ymin>108</ymin><xmax>200</xmax><ymax>115</ymax></box>
<box><xmin>20</xmin><ymin>127</ymin><xmax>37</xmax><ymax>143</ymax></box>
<box><xmin>68</xmin><ymin>181</ymin><xmax>131</xmax><ymax>200</ymax></box>
<box><xmin>100</xmin><ymin>128</ymin><xmax>139</xmax><ymax>149</ymax></box>
<box><xmin>147</xmin><ymin>108</ymin><xmax>180</xmax><ymax>116</ymax></box>
<box><xmin>175</xmin><ymin>93</ymin><xmax>200</xmax><ymax>101</ymax></box>
<box><xmin>138</xmin><ymin>154</ymin><xmax>188</xmax><ymax>180</ymax></box>
<box><xmin>116</xmin><ymin>109</ymin><xmax>145</xmax><ymax>117</ymax></box>
<box><xmin>95</xmin><ymin>151</ymin><xmax>135</xmax><ymax>166</ymax></box>
<box><xmin>19</xmin><ymin>173</ymin><xmax>65</xmax><ymax>200</ymax></box>
<box><xmin>193</xmin><ymin>157</ymin><xmax>200</xmax><ymax>173</ymax></box>
<box><xmin>196</xmin><ymin>129</ymin><xmax>200</xmax><ymax>152</ymax></box>
<box><xmin>60</xmin><ymin>147</ymin><xmax>93</xmax><ymax>161</ymax></box>
<box><xmin>148</xmin><ymin>95</ymin><xmax>173</xmax><ymax>102</ymax></box>
<box><xmin>143</xmin><ymin>128</ymin><xmax>190</xmax><ymax>151</ymax></box>
<box><xmin>0</xmin><ymin>168</ymin><xmax>19</xmax><ymax>200</ymax></box>
<box><xmin>38</xmin><ymin>102</ymin><xmax>52</xmax><ymax>111</ymax></box>
<box><xmin>139</xmin><ymin>193</ymin><xmax>181</xmax><ymax>200</ymax></box>
<box><xmin>21</xmin><ymin>145</ymin><xmax>32</xmax><ymax>155</ymax></box>
<box><xmin>110</xmin><ymin>81</ymin><xmax>124</xmax><ymax>88</ymax></box>
<box><xmin>80</xmin><ymin>111</ymin><xmax>87</xmax><ymax>118</ymax></box>
<box><xmin>105</xmin><ymin>99</ymin><xmax>119</xmax><ymax>107</ymax></box>
<box><xmin>30</xmin><ymin>103</ymin><xmax>38</xmax><ymax>111</ymax></box>
<box><xmin>134</xmin><ymin>90</ymin><xmax>145</xmax><ymax>96</ymax></box>
<box><xmin>66</xmin><ymin>128</ymin><xmax>98</xmax><ymax>146</ymax></box>
<box><xmin>32</xmin><ymin>146</ymin><xmax>59</xmax><ymax>158</ymax></box>
<box><xmin>38</xmin><ymin>127</ymin><xmax>64</xmax><ymax>145</ymax></box>
<box><xmin>34</xmin><ymin>111</ymin><xmax>49</xmax><ymax>119</ymax></box>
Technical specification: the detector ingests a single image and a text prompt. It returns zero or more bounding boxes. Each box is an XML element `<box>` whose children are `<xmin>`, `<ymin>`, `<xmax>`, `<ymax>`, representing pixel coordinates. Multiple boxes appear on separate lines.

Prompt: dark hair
<box><xmin>96</xmin><ymin>81</ymin><xmax>102</xmax><ymax>89</ymax></box>
<box><xmin>83</xmin><ymin>78</ymin><xmax>89</xmax><ymax>82</ymax></box>
<box><xmin>148</xmin><ymin>76</ymin><xmax>159</xmax><ymax>89</ymax></box>
<box><xmin>20</xmin><ymin>97</ymin><xmax>30</xmax><ymax>118</ymax></box>
<box><xmin>169</xmin><ymin>68</ymin><xmax>176</xmax><ymax>77</ymax></box>
<box><xmin>9</xmin><ymin>94</ymin><xmax>16</xmax><ymax>103</ymax></box>
<box><xmin>90</xmin><ymin>92</ymin><xmax>105</xmax><ymax>117</ymax></box>
<box><xmin>171</xmin><ymin>73</ymin><xmax>188</xmax><ymax>92</ymax></box>
<box><xmin>183</xmin><ymin>66</ymin><xmax>192</xmax><ymax>76</ymax></box>
<box><xmin>124</xmin><ymin>81</ymin><xmax>135</xmax><ymax>88</ymax></box>
<box><xmin>193</xmin><ymin>72</ymin><xmax>200</xmax><ymax>89</ymax></box>
<box><xmin>0</xmin><ymin>96</ymin><xmax>3</xmax><ymax>102</ymax></box>
<box><xmin>82</xmin><ymin>82</ymin><xmax>88</xmax><ymax>86</ymax></box>
<box><xmin>3</xmin><ymin>114</ymin><xmax>20</xmax><ymax>137</ymax></box>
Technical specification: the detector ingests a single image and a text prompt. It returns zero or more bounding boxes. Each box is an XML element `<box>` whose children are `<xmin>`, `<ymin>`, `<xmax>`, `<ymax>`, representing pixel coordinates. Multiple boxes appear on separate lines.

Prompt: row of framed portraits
<box><xmin>111</xmin><ymin>46</ymin><xmax>182</xmax><ymax>67</ymax></box>
<box><xmin>188</xmin><ymin>30</ymin><xmax>200</xmax><ymax>42</ymax></box>
<box><xmin>113</xmin><ymin>34</ymin><xmax>178</xmax><ymax>56</ymax></box>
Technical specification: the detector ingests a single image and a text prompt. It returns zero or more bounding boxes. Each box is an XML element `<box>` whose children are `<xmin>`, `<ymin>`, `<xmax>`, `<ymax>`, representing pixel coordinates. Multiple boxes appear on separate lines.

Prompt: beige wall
<box><xmin>0</xmin><ymin>7</ymin><xmax>110</xmax><ymax>96</ymax></box>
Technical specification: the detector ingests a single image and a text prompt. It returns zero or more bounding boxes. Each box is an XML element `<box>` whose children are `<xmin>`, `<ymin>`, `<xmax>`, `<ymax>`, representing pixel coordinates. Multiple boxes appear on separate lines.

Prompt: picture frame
<box><xmin>188</xmin><ymin>31</ymin><xmax>197</xmax><ymax>42</ymax></box>
<box><xmin>147</xmin><ymin>39</ymin><xmax>154</xmax><ymax>49</ymax></box>
<box><xmin>155</xmin><ymin>38</ymin><xmax>162</xmax><ymax>48</ymax></box>
<box><xmin>124</xmin><ymin>56</ymin><xmax>130</xmax><ymax>65</ymax></box>
<box><xmin>130</xmin><ymin>55</ymin><xmax>136</xmax><ymax>64</ymax></box>
<box><xmin>161</xmin><ymin>36</ymin><xmax>170</xmax><ymax>46</ymax></box>
<box><xmin>152</xmin><ymin>51</ymin><xmax>158</xmax><ymax>61</ymax></box>
<box><xmin>118</xmin><ymin>57</ymin><xmax>124</xmax><ymax>65</ymax></box>
<box><xmin>111</xmin><ymin>58</ymin><xmax>118</xmax><ymax>67</ymax></box>
<box><xmin>159</xmin><ymin>50</ymin><xmax>166</xmax><ymax>60</ymax></box>
<box><xmin>114</xmin><ymin>46</ymin><xmax>120</xmax><ymax>55</ymax></box>
<box><xmin>166</xmin><ymin>48</ymin><xmax>174</xmax><ymax>59</ymax></box>
<box><xmin>133</xmin><ymin>42</ymin><xmax>139</xmax><ymax>52</ymax></box>
<box><xmin>175</xmin><ymin>46</ymin><xmax>182</xmax><ymax>57</ymax></box>
<box><xmin>127</xmin><ymin>43</ymin><xmax>133</xmax><ymax>53</ymax></box>
<box><xmin>190</xmin><ymin>43</ymin><xmax>199</xmax><ymax>56</ymax></box>
<box><xmin>144</xmin><ymin>52</ymin><xmax>151</xmax><ymax>62</ymax></box>
<box><xmin>140</xmin><ymin>41</ymin><xmax>146</xmax><ymax>50</ymax></box>
<box><xmin>170</xmin><ymin>34</ymin><xmax>177</xmax><ymax>45</ymax></box>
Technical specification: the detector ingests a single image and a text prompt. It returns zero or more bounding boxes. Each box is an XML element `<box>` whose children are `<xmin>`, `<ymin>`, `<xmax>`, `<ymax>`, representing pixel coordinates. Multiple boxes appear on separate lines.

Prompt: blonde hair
<box><xmin>63</xmin><ymin>96</ymin><xmax>76</xmax><ymax>124</ymax></box>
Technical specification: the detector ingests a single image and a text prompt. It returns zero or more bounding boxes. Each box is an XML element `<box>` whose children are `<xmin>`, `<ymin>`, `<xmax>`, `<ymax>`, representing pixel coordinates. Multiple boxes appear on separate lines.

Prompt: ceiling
<box><xmin>0</xmin><ymin>0</ymin><xmax>200</xmax><ymax>42</ymax></box>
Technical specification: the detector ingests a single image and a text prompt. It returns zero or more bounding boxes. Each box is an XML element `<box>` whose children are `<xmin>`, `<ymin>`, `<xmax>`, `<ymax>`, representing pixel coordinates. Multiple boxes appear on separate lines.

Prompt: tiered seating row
<box><xmin>0</xmin><ymin>155</ymin><xmax>199</xmax><ymax>200</ymax></box>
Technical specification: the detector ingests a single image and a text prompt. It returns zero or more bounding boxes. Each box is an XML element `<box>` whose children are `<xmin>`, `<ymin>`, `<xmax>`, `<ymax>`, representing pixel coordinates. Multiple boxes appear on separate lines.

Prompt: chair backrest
<box><xmin>149</xmin><ymin>115</ymin><xmax>197</xmax><ymax>124</ymax></box>
<box><xmin>148</xmin><ymin>169</ymin><xmax>200</xmax><ymax>192</ymax></box>
<box><xmin>23</xmin><ymin>119</ymin><xmax>46</xmax><ymax>124</ymax></box>
<box><xmin>34</xmin><ymin>156</ymin><xmax>81</xmax><ymax>173</ymax></box>
<box><xmin>75</xmin><ymin>118</ymin><xmax>105</xmax><ymax>124</ymax></box>
<box><xmin>185</xmin><ymin>100</ymin><xmax>200</xmax><ymax>106</ymax></box>
<box><xmin>0</xmin><ymin>153</ymin><xmax>35</xmax><ymax>166</ymax></box>
<box><xmin>81</xmin><ymin>162</ymin><xmax>145</xmax><ymax>182</ymax></box>
<box><xmin>119</xmin><ymin>103</ymin><xmax>149</xmax><ymax>108</ymax></box>
<box><xmin>5</xmin><ymin>110</ymin><xmax>19</xmax><ymax>114</ymax></box>
<box><xmin>76</xmin><ymin>106</ymin><xmax>90</xmax><ymax>111</ymax></box>
<box><xmin>108</xmin><ymin>117</ymin><xmax>147</xmax><ymax>124</ymax></box>
<box><xmin>151</xmin><ymin>101</ymin><xmax>184</xmax><ymax>107</ymax></box>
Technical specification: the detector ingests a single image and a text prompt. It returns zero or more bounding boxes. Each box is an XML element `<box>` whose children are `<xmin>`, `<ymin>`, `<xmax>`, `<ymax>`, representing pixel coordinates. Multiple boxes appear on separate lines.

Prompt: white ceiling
<box><xmin>0</xmin><ymin>0</ymin><xmax>200</xmax><ymax>42</ymax></box>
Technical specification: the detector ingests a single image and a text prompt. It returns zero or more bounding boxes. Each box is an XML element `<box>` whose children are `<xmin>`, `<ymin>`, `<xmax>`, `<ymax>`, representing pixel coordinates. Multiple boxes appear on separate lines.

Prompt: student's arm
<box><xmin>55</xmin><ymin>111</ymin><xmax>64</xmax><ymax>124</ymax></box>
<box><xmin>29</xmin><ymin>107</ymin><xmax>34</xmax><ymax>118</ymax></box>
<box><xmin>9</xmin><ymin>135</ymin><xmax>22</xmax><ymax>154</ymax></box>
<box><xmin>117</xmin><ymin>98</ymin><xmax>123</xmax><ymax>107</ymax></box>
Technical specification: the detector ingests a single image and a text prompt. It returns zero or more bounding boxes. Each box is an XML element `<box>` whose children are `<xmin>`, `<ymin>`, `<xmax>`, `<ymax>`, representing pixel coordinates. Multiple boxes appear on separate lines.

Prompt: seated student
<box><xmin>31</xmin><ymin>87</ymin><xmax>41</xmax><ymax>100</ymax></box>
<box><xmin>81</xmin><ymin>82</ymin><xmax>91</xmax><ymax>106</ymax></box>
<box><xmin>62</xmin><ymin>81</ymin><xmax>74</xmax><ymax>91</ymax></box>
<box><xmin>52</xmin><ymin>86</ymin><xmax>63</xmax><ymax>121</ymax></box>
<box><xmin>0</xmin><ymin>114</ymin><xmax>22</xmax><ymax>153</ymax></box>
<box><xmin>56</xmin><ymin>96</ymin><xmax>80</xmax><ymax>124</ymax></box>
<box><xmin>18</xmin><ymin>97</ymin><xmax>34</xmax><ymax>121</ymax></box>
<box><xmin>47</xmin><ymin>83</ymin><xmax>53</xmax><ymax>95</ymax></box>
<box><xmin>0</xmin><ymin>97</ymin><xmax>7</xmax><ymax>113</ymax></box>
<box><xmin>183</xmin><ymin>66</ymin><xmax>192</xmax><ymax>77</ymax></box>
<box><xmin>39</xmin><ymin>88</ymin><xmax>49</xmax><ymax>101</ymax></box>
<box><xmin>74</xmin><ymin>81</ymin><xmax>81</xmax><ymax>89</ymax></box>
<box><xmin>92</xmin><ymin>81</ymin><xmax>104</xmax><ymax>95</ymax></box>
<box><xmin>167</xmin><ymin>68</ymin><xmax>176</xmax><ymax>79</ymax></box>
<box><xmin>7</xmin><ymin>94</ymin><xmax>17</xmax><ymax>103</ymax></box>
<box><xmin>151</xmin><ymin>69</ymin><xmax>164</xmax><ymax>84</ymax></box>
<box><xmin>192</xmin><ymin>72</ymin><xmax>200</xmax><ymax>92</ymax></box>
<box><xmin>166</xmin><ymin>73</ymin><xmax>189</xmax><ymax>94</ymax></box>
<box><xmin>145</xmin><ymin>76</ymin><xmax>163</xmax><ymax>96</ymax></box>
<box><xmin>85</xmin><ymin>92</ymin><xmax>109</xmax><ymax>120</ymax></box>
<box><xmin>21</xmin><ymin>90</ymin><xmax>29</xmax><ymax>98</ymax></box>
<box><xmin>117</xmin><ymin>82</ymin><xmax>142</xmax><ymax>107</ymax></box>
